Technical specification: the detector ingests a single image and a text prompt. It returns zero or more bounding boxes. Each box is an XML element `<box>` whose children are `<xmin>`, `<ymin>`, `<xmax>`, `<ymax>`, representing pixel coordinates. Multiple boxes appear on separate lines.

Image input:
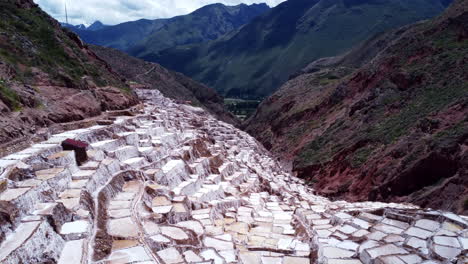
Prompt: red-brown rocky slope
<box><xmin>0</xmin><ymin>0</ymin><xmax>138</xmax><ymax>147</ymax></box>
<box><xmin>245</xmin><ymin>0</ymin><xmax>468</xmax><ymax>214</ymax></box>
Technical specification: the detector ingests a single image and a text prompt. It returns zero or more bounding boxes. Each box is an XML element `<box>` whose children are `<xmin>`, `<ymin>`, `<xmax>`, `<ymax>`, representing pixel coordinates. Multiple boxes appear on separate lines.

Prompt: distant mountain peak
<box><xmin>150</xmin><ymin>0</ymin><xmax>455</xmax><ymax>99</ymax></box>
<box><xmin>251</xmin><ymin>3</ymin><xmax>270</xmax><ymax>7</ymax></box>
<box><xmin>62</xmin><ymin>20</ymin><xmax>107</xmax><ymax>31</ymax></box>
<box><xmin>90</xmin><ymin>20</ymin><xmax>103</xmax><ymax>26</ymax></box>
<box><xmin>193</xmin><ymin>2</ymin><xmax>270</xmax><ymax>13</ymax></box>
<box><xmin>70</xmin><ymin>3</ymin><xmax>270</xmax><ymax>53</ymax></box>
<box><xmin>88</xmin><ymin>20</ymin><xmax>107</xmax><ymax>31</ymax></box>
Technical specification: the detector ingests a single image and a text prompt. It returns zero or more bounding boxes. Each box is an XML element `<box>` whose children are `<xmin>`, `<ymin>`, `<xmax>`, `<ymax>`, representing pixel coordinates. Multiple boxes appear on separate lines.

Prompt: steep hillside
<box><xmin>72</xmin><ymin>3</ymin><xmax>269</xmax><ymax>52</ymax></box>
<box><xmin>91</xmin><ymin>45</ymin><xmax>239</xmax><ymax>125</ymax></box>
<box><xmin>0</xmin><ymin>0</ymin><xmax>138</xmax><ymax>148</ymax></box>
<box><xmin>151</xmin><ymin>0</ymin><xmax>453</xmax><ymax>99</ymax></box>
<box><xmin>245</xmin><ymin>0</ymin><xmax>468</xmax><ymax>214</ymax></box>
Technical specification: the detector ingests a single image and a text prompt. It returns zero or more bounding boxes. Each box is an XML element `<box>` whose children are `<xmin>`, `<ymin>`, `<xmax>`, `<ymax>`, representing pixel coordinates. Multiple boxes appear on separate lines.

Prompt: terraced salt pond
<box><xmin>0</xmin><ymin>89</ymin><xmax>466</xmax><ymax>264</ymax></box>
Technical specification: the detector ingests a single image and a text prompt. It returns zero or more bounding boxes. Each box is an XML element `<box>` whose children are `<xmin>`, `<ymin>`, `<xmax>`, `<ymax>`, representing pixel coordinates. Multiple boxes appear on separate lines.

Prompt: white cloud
<box><xmin>33</xmin><ymin>0</ymin><xmax>286</xmax><ymax>25</ymax></box>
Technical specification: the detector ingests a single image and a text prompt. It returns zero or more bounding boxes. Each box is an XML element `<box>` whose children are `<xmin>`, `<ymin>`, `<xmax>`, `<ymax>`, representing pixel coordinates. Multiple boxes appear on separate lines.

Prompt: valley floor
<box><xmin>224</xmin><ymin>98</ymin><xmax>260</xmax><ymax>120</ymax></box>
<box><xmin>0</xmin><ymin>89</ymin><xmax>467</xmax><ymax>264</ymax></box>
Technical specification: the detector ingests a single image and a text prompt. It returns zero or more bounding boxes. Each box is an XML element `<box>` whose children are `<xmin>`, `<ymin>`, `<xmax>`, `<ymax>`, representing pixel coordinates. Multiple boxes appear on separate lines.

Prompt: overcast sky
<box><xmin>33</xmin><ymin>0</ymin><xmax>286</xmax><ymax>25</ymax></box>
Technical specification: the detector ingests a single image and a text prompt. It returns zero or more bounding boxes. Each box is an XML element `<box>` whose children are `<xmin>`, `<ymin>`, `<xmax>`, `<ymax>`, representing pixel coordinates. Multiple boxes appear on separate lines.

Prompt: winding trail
<box><xmin>136</xmin><ymin>65</ymin><xmax>157</xmax><ymax>79</ymax></box>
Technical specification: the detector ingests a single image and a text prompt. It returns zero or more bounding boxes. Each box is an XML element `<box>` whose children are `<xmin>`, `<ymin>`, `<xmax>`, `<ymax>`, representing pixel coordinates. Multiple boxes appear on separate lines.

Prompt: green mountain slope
<box><xmin>91</xmin><ymin>45</ymin><xmax>239</xmax><ymax>126</ymax></box>
<box><xmin>71</xmin><ymin>3</ymin><xmax>269</xmax><ymax>52</ymax></box>
<box><xmin>70</xmin><ymin>19</ymin><xmax>166</xmax><ymax>51</ymax></box>
<box><xmin>0</xmin><ymin>0</ymin><xmax>137</xmax><ymax>148</ymax></box>
<box><xmin>245</xmin><ymin>0</ymin><xmax>468</xmax><ymax>213</ymax></box>
<box><xmin>150</xmin><ymin>0</ymin><xmax>453</xmax><ymax>99</ymax></box>
<box><xmin>129</xmin><ymin>3</ymin><xmax>270</xmax><ymax>57</ymax></box>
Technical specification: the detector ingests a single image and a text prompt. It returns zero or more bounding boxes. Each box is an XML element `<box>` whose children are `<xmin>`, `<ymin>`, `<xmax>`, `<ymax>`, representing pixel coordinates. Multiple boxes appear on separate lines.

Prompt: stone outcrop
<box><xmin>0</xmin><ymin>89</ymin><xmax>466</xmax><ymax>263</ymax></box>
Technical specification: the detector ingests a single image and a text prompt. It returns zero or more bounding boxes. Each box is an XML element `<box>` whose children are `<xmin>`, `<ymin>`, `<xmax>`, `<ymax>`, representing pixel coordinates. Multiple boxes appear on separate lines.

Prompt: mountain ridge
<box><xmin>245</xmin><ymin>0</ymin><xmax>468</xmax><ymax>213</ymax></box>
<box><xmin>149</xmin><ymin>0</ymin><xmax>453</xmax><ymax>99</ymax></box>
<box><xmin>90</xmin><ymin>45</ymin><xmax>239</xmax><ymax>126</ymax></box>
<box><xmin>62</xmin><ymin>21</ymin><xmax>108</xmax><ymax>32</ymax></box>
<box><xmin>69</xmin><ymin>3</ymin><xmax>270</xmax><ymax>52</ymax></box>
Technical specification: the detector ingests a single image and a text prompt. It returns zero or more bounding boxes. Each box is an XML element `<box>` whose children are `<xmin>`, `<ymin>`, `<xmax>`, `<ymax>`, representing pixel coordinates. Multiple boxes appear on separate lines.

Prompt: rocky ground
<box><xmin>0</xmin><ymin>89</ymin><xmax>467</xmax><ymax>264</ymax></box>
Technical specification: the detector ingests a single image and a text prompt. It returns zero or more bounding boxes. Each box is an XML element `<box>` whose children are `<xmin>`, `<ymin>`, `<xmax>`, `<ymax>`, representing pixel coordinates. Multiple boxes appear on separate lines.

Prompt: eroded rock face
<box><xmin>0</xmin><ymin>89</ymin><xmax>466</xmax><ymax>264</ymax></box>
<box><xmin>244</xmin><ymin>0</ymin><xmax>468</xmax><ymax>214</ymax></box>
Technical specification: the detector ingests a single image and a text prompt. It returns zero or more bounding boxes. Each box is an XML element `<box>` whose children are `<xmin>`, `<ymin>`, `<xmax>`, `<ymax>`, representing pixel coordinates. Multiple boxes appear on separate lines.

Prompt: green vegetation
<box><xmin>224</xmin><ymin>98</ymin><xmax>260</xmax><ymax>119</ymax></box>
<box><xmin>73</xmin><ymin>20</ymin><xmax>164</xmax><ymax>52</ymax></box>
<box><xmin>368</xmin><ymin>27</ymin><xmax>467</xmax><ymax>144</ymax></box>
<box><xmin>0</xmin><ymin>4</ymin><xmax>80</xmax><ymax>81</ymax></box>
<box><xmin>368</xmin><ymin>83</ymin><xmax>466</xmax><ymax>144</ymax></box>
<box><xmin>71</xmin><ymin>4</ymin><xmax>269</xmax><ymax>55</ymax></box>
<box><xmin>291</xmin><ymin>8</ymin><xmax>468</xmax><ymax>169</ymax></box>
<box><xmin>0</xmin><ymin>2</ymin><xmax>129</xmax><ymax>90</ymax></box>
<box><xmin>297</xmin><ymin>118</ymin><xmax>349</xmax><ymax>166</ymax></box>
<box><xmin>434</xmin><ymin>121</ymin><xmax>466</xmax><ymax>140</ymax></box>
<box><xmin>349</xmin><ymin>145</ymin><xmax>374</xmax><ymax>168</ymax></box>
<box><xmin>150</xmin><ymin>0</ymin><xmax>451</xmax><ymax>99</ymax></box>
<box><xmin>286</xmin><ymin>120</ymin><xmax>319</xmax><ymax>144</ymax></box>
<box><xmin>432</xmin><ymin>120</ymin><xmax>467</xmax><ymax>151</ymax></box>
<box><xmin>0</xmin><ymin>80</ymin><xmax>21</xmax><ymax>111</ymax></box>
<box><xmin>131</xmin><ymin>4</ymin><xmax>269</xmax><ymax>58</ymax></box>
<box><xmin>319</xmin><ymin>77</ymin><xmax>338</xmax><ymax>86</ymax></box>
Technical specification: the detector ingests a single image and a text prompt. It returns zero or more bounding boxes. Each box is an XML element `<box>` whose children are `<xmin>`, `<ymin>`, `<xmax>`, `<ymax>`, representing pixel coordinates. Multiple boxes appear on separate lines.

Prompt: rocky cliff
<box><xmin>0</xmin><ymin>0</ymin><xmax>138</xmax><ymax>150</ymax></box>
<box><xmin>245</xmin><ymin>0</ymin><xmax>468</xmax><ymax>214</ymax></box>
